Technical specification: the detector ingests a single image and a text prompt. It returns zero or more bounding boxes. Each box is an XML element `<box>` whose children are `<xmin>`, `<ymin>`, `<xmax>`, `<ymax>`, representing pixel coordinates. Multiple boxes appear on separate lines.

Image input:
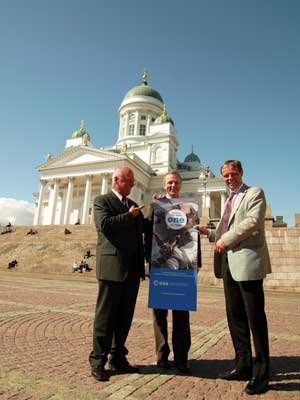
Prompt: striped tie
<box><xmin>221</xmin><ymin>193</ymin><xmax>234</xmax><ymax>234</ymax></box>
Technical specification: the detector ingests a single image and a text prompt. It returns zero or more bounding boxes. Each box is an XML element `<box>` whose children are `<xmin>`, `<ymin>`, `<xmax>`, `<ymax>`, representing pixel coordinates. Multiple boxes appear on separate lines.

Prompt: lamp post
<box><xmin>201</xmin><ymin>166</ymin><xmax>210</xmax><ymax>207</ymax></box>
<box><xmin>199</xmin><ymin>166</ymin><xmax>210</xmax><ymax>225</ymax></box>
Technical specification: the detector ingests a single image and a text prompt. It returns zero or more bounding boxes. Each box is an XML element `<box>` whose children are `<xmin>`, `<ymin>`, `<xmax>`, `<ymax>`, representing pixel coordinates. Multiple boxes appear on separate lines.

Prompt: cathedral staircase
<box><xmin>0</xmin><ymin>225</ymin><xmax>97</xmax><ymax>276</ymax></box>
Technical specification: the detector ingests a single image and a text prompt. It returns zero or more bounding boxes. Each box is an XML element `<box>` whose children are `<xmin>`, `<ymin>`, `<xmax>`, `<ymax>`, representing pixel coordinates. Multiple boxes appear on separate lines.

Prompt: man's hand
<box><xmin>193</xmin><ymin>225</ymin><xmax>209</xmax><ymax>236</ymax></box>
<box><xmin>153</xmin><ymin>193</ymin><xmax>166</xmax><ymax>200</ymax></box>
<box><xmin>129</xmin><ymin>205</ymin><xmax>144</xmax><ymax>218</ymax></box>
<box><xmin>215</xmin><ymin>239</ymin><xmax>226</xmax><ymax>254</ymax></box>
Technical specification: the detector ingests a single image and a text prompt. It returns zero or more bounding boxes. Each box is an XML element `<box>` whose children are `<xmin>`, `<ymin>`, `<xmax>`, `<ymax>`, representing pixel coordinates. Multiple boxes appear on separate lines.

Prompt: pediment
<box><xmin>38</xmin><ymin>146</ymin><xmax>124</xmax><ymax>170</ymax></box>
<box><xmin>66</xmin><ymin>153</ymin><xmax>107</xmax><ymax>165</ymax></box>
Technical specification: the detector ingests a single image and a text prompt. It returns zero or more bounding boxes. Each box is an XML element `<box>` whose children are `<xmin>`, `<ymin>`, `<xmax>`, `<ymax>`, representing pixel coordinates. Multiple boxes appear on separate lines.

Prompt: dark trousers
<box><xmin>89</xmin><ymin>274</ymin><xmax>140</xmax><ymax>368</ymax></box>
<box><xmin>153</xmin><ymin>308</ymin><xmax>191</xmax><ymax>365</ymax></box>
<box><xmin>223</xmin><ymin>261</ymin><xmax>270</xmax><ymax>379</ymax></box>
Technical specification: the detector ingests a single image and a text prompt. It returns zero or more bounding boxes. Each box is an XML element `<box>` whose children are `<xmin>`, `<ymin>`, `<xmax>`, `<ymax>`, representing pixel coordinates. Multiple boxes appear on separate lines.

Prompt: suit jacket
<box><xmin>209</xmin><ymin>184</ymin><xmax>271</xmax><ymax>281</ymax></box>
<box><xmin>94</xmin><ymin>191</ymin><xmax>145</xmax><ymax>282</ymax></box>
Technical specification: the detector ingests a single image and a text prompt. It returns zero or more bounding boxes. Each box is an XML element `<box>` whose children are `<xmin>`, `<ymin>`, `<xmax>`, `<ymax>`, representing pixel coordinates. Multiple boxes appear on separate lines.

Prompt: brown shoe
<box><xmin>91</xmin><ymin>366</ymin><xmax>109</xmax><ymax>381</ymax></box>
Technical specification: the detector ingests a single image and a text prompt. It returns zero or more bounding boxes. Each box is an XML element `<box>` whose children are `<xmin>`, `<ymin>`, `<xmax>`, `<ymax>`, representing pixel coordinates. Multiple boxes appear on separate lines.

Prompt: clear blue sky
<box><xmin>0</xmin><ymin>0</ymin><xmax>299</xmax><ymax>225</ymax></box>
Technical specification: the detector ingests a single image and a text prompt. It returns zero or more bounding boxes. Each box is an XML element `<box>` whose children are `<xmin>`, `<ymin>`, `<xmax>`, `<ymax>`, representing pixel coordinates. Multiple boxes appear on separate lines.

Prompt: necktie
<box><xmin>122</xmin><ymin>196</ymin><xmax>128</xmax><ymax>209</ymax></box>
<box><xmin>220</xmin><ymin>193</ymin><xmax>234</xmax><ymax>234</ymax></box>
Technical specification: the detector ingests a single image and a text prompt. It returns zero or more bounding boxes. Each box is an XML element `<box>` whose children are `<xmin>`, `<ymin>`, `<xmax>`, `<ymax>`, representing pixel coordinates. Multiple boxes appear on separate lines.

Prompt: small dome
<box><xmin>72</xmin><ymin>120</ymin><xmax>90</xmax><ymax>140</ymax></box>
<box><xmin>154</xmin><ymin>104</ymin><xmax>174</xmax><ymax>126</ymax></box>
<box><xmin>184</xmin><ymin>148</ymin><xmax>201</xmax><ymax>163</ymax></box>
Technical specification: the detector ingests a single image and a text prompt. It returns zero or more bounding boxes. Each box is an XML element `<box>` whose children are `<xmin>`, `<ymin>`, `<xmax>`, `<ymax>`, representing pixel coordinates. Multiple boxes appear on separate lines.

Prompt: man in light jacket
<box><xmin>195</xmin><ymin>160</ymin><xmax>271</xmax><ymax>395</ymax></box>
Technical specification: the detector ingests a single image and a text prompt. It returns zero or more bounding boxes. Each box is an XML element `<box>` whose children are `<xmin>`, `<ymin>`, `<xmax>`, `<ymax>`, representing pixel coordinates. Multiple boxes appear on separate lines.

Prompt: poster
<box><xmin>148</xmin><ymin>198</ymin><xmax>199</xmax><ymax>311</ymax></box>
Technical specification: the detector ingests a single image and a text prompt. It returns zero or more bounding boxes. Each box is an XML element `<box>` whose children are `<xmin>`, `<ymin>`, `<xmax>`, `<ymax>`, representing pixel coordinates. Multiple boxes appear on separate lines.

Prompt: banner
<box><xmin>148</xmin><ymin>198</ymin><xmax>199</xmax><ymax>311</ymax></box>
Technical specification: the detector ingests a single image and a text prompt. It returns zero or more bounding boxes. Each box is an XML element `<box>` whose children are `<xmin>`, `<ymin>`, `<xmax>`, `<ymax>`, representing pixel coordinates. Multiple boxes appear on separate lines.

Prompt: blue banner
<box><xmin>149</xmin><ymin>268</ymin><xmax>198</xmax><ymax>311</ymax></box>
<box><xmin>148</xmin><ymin>198</ymin><xmax>199</xmax><ymax>311</ymax></box>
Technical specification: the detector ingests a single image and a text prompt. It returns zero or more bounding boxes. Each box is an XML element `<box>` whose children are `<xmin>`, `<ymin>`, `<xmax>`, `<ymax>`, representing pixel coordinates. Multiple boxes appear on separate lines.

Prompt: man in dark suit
<box><xmin>89</xmin><ymin>167</ymin><xmax>145</xmax><ymax>382</ymax></box>
<box><xmin>195</xmin><ymin>160</ymin><xmax>271</xmax><ymax>395</ymax></box>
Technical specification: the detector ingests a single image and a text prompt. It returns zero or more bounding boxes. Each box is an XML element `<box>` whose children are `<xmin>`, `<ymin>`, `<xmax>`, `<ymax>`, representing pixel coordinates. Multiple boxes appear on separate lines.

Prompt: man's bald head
<box><xmin>112</xmin><ymin>167</ymin><xmax>135</xmax><ymax>197</ymax></box>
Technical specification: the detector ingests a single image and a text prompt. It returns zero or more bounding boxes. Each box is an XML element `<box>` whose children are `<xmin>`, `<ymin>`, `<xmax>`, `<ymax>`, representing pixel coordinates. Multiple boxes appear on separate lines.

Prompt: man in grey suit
<box><xmin>195</xmin><ymin>160</ymin><xmax>271</xmax><ymax>395</ymax></box>
<box><xmin>89</xmin><ymin>167</ymin><xmax>145</xmax><ymax>382</ymax></box>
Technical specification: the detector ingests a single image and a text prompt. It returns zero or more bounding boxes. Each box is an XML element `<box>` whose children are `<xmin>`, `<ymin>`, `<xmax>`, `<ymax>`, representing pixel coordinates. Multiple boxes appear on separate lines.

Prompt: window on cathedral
<box><xmin>141</xmin><ymin>115</ymin><xmax>146</xmax><ymax>120</ymax></box>
<box><xmin>128</xmin><ymin>124</ymin><xmax>134</xmax><ymax>135</ymax></box>
<box><xmin>129</xmin><ymin>113</ymin><xmax>135</xmax><ymax>122</ymax></box>
<box><xmin>152</xmin><ymin>117</ymin><xmax>155</xmax><ymax>122</ymax></box>
<box><xmin>139</xmin><ymin>124</ymin><xmax>146</xmax><ymax>135</ymax></box>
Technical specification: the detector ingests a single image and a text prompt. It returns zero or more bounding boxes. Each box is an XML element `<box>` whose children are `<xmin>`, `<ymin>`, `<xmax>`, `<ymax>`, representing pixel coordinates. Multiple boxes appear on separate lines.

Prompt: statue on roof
<box><xmin>162</xmin><ymin>104</ymin><xmax>167</xmax><ymax>116</ymax></box>
<box><xmin>121</xmin><ymin>142</ymin><xmax>128</xmax><ymax>154</ymax></box>
<box><xmin>83</xmin><ymin>132</ymin><xmax>89</xmax><ymax>146</ymax></box>
<box><xmin>142</xmin><ymin>69</ymin><xmax>148</xmax><ymax>85</ymax></box>
<box><xmin>44</xmin><ymin>152</ymin><xmax>52</xmax><ymax>162</ymax></box>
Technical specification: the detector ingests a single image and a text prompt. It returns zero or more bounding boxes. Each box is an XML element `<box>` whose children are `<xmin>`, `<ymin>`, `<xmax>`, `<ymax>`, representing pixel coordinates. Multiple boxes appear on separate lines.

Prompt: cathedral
<box><xmin>33</xmin><ymin>72</ymin><xmax>227</xmax><ymax>226</ymax></box>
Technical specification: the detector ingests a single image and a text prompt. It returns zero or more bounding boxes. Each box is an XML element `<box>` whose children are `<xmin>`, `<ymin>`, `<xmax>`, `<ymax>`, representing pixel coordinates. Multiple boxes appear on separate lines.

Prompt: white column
<box><xmin>221</xmin><ymin>191</ymin><xmax>227</xmax><ymax>215</ymax></box>
<box><xmin>206</xmin><ymin>192</ymin><xmax>211</xmax><ymax>208</ymax></box>
<box><xmin>201</xmin><ymin>193</ymin><xmax>206</xmax><ymax>208</ymax></box>
<box><xmin>82</xmin><ymin>175</ymin><xmax>92</xmax><ymax>224</ymax></box>
<box><xmin>118</xmin><ymin>114</ymin><xmax>122</xmax><ymax>139</ymax></box>
<box><xmin>49</xmin><ymin>179</ymin><xmax>59</xmax><ymax>225</ymax></box>
<box><xmin>91</xmin><ymin>199</ymin><xmax>95</xmax><ymax>224</ymax></box>
<box><xmin>146</xmin><ymin>114</ymin><xmax>151</xmax><ymax>134</ymax></box>
<box><xmin>101</xmin><ymin>173</ymin><xmax>109</xmax><ymax>195</ymax></box>
<box><xmin>134</xmin><ymin>111</ymin><xmax>139</xmax><ymax>135</ymax></box>
<box><xmin>136</xmin><ymin>184</ymin><xmax>142</xmax><ymax>203</ymax></box>
<box><xmin>125</xmin><ymin>113</ymin><xmax>129</xmax><ymax>136</ymax></box>
<box><xmin>63</xmin><ymin>177</ymin><xmax>74</xmax><ymax>225</ymax></box>
<box><xmin>33</xmin><ymin>180</ymin><xmax>46</xmax><ymax>225</ymax></box>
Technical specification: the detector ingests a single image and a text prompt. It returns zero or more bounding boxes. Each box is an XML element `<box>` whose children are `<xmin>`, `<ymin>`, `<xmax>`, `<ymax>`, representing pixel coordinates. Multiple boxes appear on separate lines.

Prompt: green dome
<box><xmin>184</xmin><ymin>151</ymin><xmax>201</xmax><ymax>163</ymax></box>
<box><xmin>125</xmin><ymin>83</ymin><xmax>163</xmax><ymax>103</ymax></box>
<box><xmin>72</xmin><ymin>121</ymin><xmax>90</xmax><ymax>140</ymax></box>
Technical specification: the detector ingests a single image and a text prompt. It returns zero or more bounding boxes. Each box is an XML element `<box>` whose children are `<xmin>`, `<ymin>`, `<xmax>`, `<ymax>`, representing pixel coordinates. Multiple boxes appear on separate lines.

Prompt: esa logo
<box><xmin>153</xmin><ymin>280</ymin><xmax>169</xmax><ymax>286</ymax></box>
<box><xmin>165</xmin><ymin>209</ymin><xmax>187</xmax><ymax>230</ymax></box>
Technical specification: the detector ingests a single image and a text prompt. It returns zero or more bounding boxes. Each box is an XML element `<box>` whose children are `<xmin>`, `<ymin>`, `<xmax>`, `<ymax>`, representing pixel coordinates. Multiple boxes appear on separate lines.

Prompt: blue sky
<box><xmin>0</xmin><ymin>0</ymin><xmax>299</xmax><ymax>225</ymax></box>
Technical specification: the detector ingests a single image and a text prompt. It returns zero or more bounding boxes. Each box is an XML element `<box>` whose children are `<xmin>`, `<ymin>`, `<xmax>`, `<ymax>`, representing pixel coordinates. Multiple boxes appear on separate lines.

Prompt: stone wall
<box><xmin>1</xmin><ymin>223</ymin><xmax>300</xmax><ymax>291</ymax></box>
<box><xmin>198</xmin><ymin>221</ymin><xmax>300</xmax><ymax>292</ymax></box>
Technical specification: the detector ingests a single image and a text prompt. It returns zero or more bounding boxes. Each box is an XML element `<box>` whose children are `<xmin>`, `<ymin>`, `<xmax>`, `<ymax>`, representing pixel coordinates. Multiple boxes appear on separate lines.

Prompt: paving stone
<box><xmin>0</xmin><ymin>272</ymin><xmax>299</xmax><ymax>399</ymax></box>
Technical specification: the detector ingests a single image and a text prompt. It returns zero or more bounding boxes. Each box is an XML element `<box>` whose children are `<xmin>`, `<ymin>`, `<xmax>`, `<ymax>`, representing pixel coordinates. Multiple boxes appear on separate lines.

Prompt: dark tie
<box><xmin>220</xmin><ymin>193</ymin><xmax>234</xmax><ymax>234</ymax></box>
<box><xmin>122</xmin><ymin>196</ymin><xmax>128</xmax><ymax>209</ymax></box>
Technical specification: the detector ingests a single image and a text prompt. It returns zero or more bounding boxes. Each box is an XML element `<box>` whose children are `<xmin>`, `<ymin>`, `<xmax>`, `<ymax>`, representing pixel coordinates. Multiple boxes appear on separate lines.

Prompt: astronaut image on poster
<box><xmin>150</xmin><ymin>198</ymin><xmax>199</xmax><ymax>270</ymax></box>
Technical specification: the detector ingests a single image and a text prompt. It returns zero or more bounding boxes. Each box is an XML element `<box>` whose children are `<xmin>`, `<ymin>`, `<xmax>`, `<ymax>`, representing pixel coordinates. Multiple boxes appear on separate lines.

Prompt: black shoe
<box><xmin>108</xmin><ymin>358</ymin><xmax>139</xmax><ymax>373</ymax></box>
<box><xmin>91</xmin><ymin>366</ymin><xmax>110</xmax><ymax>382</ymax></box>
<box><xmin>174</xmin><ymin>362</ymin><xmax>191</xmax><ymax>374</ymax></box>
<box><xmin>157</xmin><ymin>359</ymin><xmax>171</xmax><ymax>369</ymax></box>
<box><xmin>245</xmin><ymin>377</ymin><xmax>269</xmax><ymax>395</ymax></box>
<box><xmin>218</xmin><ymin>367</ymin><xmax>252</xmax><ymax>381</ymax></box>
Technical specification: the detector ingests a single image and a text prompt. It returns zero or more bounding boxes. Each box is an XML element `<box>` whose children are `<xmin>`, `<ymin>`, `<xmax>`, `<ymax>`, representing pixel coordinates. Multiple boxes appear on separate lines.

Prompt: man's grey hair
<box><xmin>163</xmin><ymin>170</ymin><xmax>182</xmax><ymax>183</ymax></box>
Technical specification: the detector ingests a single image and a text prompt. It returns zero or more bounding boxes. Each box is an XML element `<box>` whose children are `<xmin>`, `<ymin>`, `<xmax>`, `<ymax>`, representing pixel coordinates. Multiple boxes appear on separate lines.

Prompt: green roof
<box><xmin>124</xmin><ymin>83</ymin><xmax>163</xmax><ymax>103</ymax></box>
<box><xmin>72</xmin><ymin>121</ymin><xmax>90</xmax><ymax>140</ymax></box>
<box><xmin>184</xmin><ymin>152</ymin><xmax>201</xmax><ymax>163</ymax></box>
